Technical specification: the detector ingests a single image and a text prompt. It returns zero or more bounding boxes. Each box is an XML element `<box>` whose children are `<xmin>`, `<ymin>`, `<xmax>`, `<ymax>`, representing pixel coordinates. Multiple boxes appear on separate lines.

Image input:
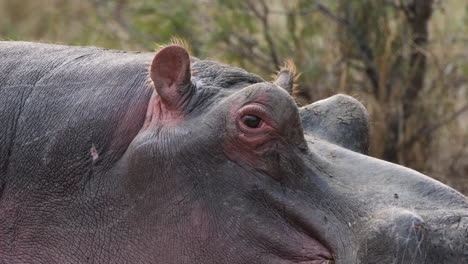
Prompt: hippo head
<box><xmin>0</xmin><ymin>42</ymin><xmax>466</xmax><ymax>263</ymax></box>
<box><xmin>118</xmin><ymin>46</ymin><xmax>467</xmax><ymax>263</ymax></box>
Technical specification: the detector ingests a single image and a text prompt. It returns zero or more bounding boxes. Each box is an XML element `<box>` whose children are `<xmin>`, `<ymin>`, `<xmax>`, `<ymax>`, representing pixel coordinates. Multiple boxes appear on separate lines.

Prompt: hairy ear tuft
<box><xmin>154</xmin><ymin>37</ymin><xmax>193</xmax><ymax>56</ymax></box>
<box><xmin>273</xmin><ymin>59</ymin><xmax>300</xmax><ymax>94</ymax></box>
<box><xmin>169</xmin><ymin>37</ymin><xmax>193</xmax><ymax>55</ymax></box>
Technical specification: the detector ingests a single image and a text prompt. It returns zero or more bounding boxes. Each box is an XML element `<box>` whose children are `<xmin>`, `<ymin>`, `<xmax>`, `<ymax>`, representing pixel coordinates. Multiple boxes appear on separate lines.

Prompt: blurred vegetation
<box><xmin>1</xmin><ymin>0</ymin><xmax>467</xmax><ymax>194</ymax></box>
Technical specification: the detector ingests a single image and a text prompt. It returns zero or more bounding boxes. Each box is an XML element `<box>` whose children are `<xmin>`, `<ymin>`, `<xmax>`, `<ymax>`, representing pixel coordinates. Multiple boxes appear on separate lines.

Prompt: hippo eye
<box><xmin>242</xmin><ymin>115</ymin><xmax>262</xmax><ymax>128</ymax></box>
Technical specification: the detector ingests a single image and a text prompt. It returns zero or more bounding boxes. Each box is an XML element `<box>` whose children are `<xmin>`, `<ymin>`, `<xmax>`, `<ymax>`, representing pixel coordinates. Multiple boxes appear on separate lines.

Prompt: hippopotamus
<box><xmin>0</xmin><ymin>41</ymin><xmax>466</xmax><ymax>264</ymax></box>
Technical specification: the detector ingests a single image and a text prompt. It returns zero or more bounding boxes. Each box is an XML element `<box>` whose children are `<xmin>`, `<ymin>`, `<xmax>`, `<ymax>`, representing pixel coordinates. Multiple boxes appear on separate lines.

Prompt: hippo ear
<box><xmin>274</xmin><ymin>70</ymin><xmax>295</xmax><ymax>94</ymax></box>
<box><xmin>150</xmin><ymin>45</ymin><xmax>193</xmax><ymax>110</ymax></box>
<box><xmin>274</xmin><ymin>60</ymin><xmax>298</xmax><ymax>94</ymax></box>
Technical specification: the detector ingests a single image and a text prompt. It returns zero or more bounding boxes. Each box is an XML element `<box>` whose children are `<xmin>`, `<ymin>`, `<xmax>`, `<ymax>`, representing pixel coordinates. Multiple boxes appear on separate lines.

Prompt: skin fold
<box><xmin>0</xmin><ymin>42</ymin><xmax>466</xmax><ymax>264</ymax></box>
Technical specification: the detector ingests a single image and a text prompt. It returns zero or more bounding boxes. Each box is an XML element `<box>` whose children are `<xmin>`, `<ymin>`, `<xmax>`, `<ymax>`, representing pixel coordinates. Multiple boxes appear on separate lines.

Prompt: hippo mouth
<box><xmin>292</xmin><ymin>213</ymin><xmax>335</xmax><ymax>263</ymax></box>
<box><xmin>247</xmin><ymin>187</ymin><xmax>335</xmax><ymax>263</ymax></box>
<box><xmin>265</xmin><ymin>218</ymin><xmax>334</xmax><ymax>263</ymax></box>
<box><xmin>294</xmin><ymin>237</ymin><xmax>334</xmax><ymax>263</ymax></box>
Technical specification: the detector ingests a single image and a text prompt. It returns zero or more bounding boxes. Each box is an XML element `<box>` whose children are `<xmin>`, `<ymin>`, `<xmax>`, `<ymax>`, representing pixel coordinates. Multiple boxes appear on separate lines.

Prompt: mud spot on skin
<box><xmin>90</xmin><ymin>144</ymin><xmax>99</xmax><ymax>161</ymax></box>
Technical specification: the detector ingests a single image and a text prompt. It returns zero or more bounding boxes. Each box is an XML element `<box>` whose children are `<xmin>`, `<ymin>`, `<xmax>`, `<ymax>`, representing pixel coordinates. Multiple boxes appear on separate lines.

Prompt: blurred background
<box><xmin>1</xmin><ymin>0</ymin><xmax>467</xmax><ymax>194</ymax></box>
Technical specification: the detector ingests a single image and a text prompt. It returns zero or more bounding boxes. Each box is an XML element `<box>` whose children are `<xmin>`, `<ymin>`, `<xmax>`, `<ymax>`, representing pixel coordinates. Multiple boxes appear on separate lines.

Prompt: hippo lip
<box><xmin>295</xmin><ymin>237</ymin><xmax>334</xmax><ymax>263</ymax></box>
<box><xmin>294</xmin><ymin>260</ymin><xmax>333</xmax><ymax>263</ymax></box>
<box><xmin>297</xmin><ymin>259</ymin><xmax>335</xmax><ymax>264</ymax></box>
<box><xmin>297</xmin><ymin>215</ymin><xmax>336</xmax><ymax>263</ymax></box>
<box><xmin>247</xmin><ymin>189</ymin><xmax>335</xmax><ymax>262</ymax></box>
<box><xmin>273</xmin><ymin>212</ymin><xmax>335</xmax><ymax>262</ymax></box>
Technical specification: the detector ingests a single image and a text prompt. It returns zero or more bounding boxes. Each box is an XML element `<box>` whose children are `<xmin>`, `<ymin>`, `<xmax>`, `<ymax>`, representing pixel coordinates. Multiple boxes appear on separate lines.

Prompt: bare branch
<box><xmin>448</xmin><ymin>140</ymin><xmax>468</xmax><ymax>174</ymax></box>
<box><xmin>402</xmin><ymin>103</ymin><xmax>468</xmax><ymax>150</ymax></box>
<box><xmin>245</xmin><ymin>0</ymin><xmax>280</xmax><ymax>66</ymax></box>
<box><xmin>268</xmin><ymin>0</ymin><xmax>398</xmax><ymax>15</ymax></box>
<box><xmin>402</xmin><ymin>0</ymin><xmax>434</xmax><ymax>120</ymax></box>
<box><xmin>222</xmin><ymin>35</ymin><xmax>274</xmax><ymax>73</ymax></box>
<box><xmin>310</xmin><ymin>0</ymin><xmax>380</xmax><ymax>95</ymax></box>
<box><xmin>91</xmin><ymin>0</ymin><xmax>152</xmax><ymax>46</ymax></box>
<box><xmin>310</xmin><ymin>0</ymin><xmax>349</xmax><ymax>25</ymax></box>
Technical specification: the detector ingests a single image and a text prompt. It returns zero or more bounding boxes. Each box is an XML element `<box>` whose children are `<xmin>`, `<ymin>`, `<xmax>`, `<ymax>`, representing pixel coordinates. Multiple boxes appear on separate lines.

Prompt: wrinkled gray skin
<box><xmin>0</xmin><ymin>42</ymin><xmax>466</xmax><ymax>264</ymax></box>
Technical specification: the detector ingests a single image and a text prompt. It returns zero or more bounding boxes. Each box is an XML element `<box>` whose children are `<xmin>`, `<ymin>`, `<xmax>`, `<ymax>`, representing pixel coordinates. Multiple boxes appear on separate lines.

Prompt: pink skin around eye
<box><xmin>223</xmin><ymin>99</ymin><xmax>282</xmax><ymax>172</ymax></box>
<box><xmin>237</xmin><ymin>104</ymin><xmax>270</xmax><ymax>130</ymax></box>
<box><xmin>235</xmin><ymin>103</ymin><xmax>279</xmax><ymax>147</ymax></box>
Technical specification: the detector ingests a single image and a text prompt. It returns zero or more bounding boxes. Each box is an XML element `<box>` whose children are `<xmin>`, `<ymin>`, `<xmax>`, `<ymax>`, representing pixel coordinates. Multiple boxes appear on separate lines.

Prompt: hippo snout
<box><xmin>358</xmin><ymin>209</ymin><xmax>468</xmax><ymax>263</ymax></box>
